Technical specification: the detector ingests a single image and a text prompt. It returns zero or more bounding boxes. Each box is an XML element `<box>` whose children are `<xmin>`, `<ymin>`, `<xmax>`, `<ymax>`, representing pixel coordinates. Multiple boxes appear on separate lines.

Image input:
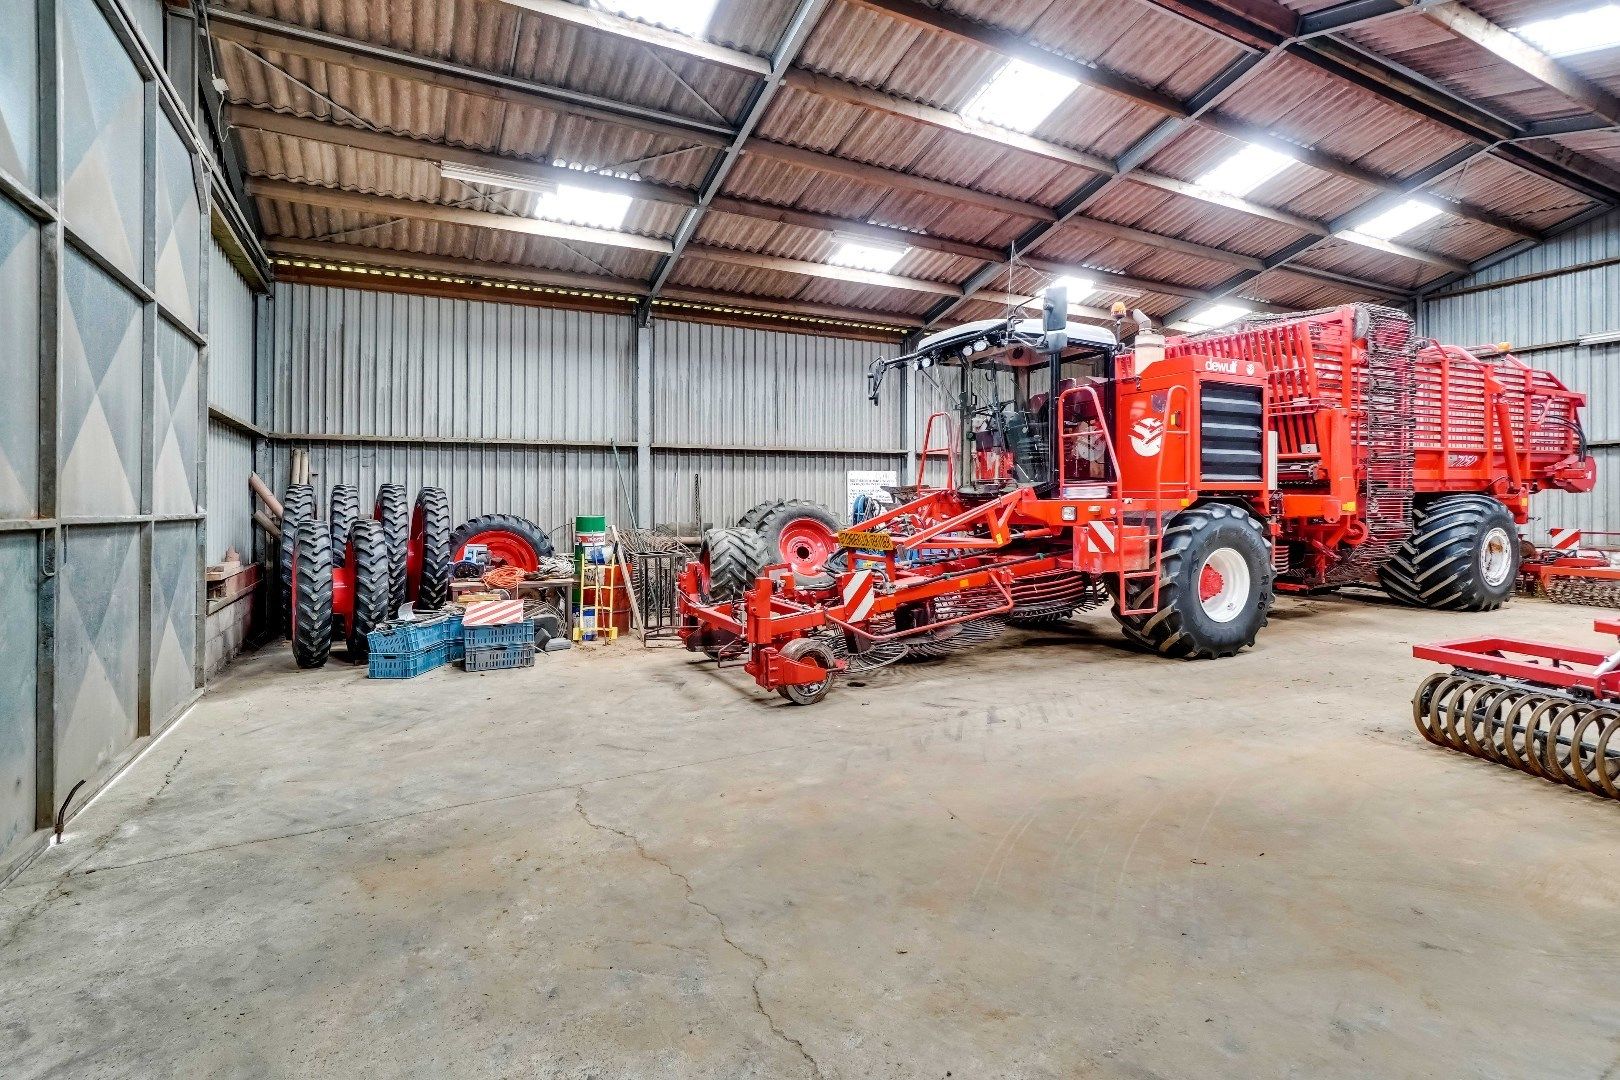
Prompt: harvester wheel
<box><xmin>777</xmin><ymin>638</ymin><xmax>836</xmax><ymax>706</ymax></box>
<box><xmin>1112</xmin><ymin>503</ymin><xmax>1273</xmax><ymax>659</ymax></box>
<box><xmin>451</xmin><ymin>513</ymin><xmax>554</xmax><ymax>570</ymax></box>
<box><xmin>411</xmin><ymin>487</ymin><xmax>452</xmax><ymax>610</ymax></box>
<box><xmin>1378</xmin><ymin>494</ymin><xmax>1520</xmax><ymax>612</ymax></box>
<box><xmin>346</xmin><ymin>520</ymin><xmax>391</xmax><ymax>660</ymax></box>
<box><xmin>374</xmin><ymin>483</ymin><xmax>409</xmax><ymax>615</ymax></box>
<box><xmin>755</xmin><ymin>500</ymin><xmax>842</xmax><ymax>575</ymax></box>
<box><xmin>700</xmin><ymin>527</ymin><xmax>768</xmax><ymax>602</ymax></box>
<box><xmin>329</xmin><ymin>484</ymin><xmax>361</xmax><ymax>566</ymax></box>
<box><xmin>291</xmin><ymin>520</ymin><xmax>334</xmax><ymax>669</ymax></box>
<box><xmin>278</xmin><ymin>484</ymin><xmax>316</xmax><ymax>638</ymax></box>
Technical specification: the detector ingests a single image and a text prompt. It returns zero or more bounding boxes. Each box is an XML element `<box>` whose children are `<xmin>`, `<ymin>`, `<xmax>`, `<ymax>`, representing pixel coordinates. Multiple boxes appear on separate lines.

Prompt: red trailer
<box><xmin>678</xmin><ymin>301</ymin><xmax>1593</xmax><ymax>704</ymax></box>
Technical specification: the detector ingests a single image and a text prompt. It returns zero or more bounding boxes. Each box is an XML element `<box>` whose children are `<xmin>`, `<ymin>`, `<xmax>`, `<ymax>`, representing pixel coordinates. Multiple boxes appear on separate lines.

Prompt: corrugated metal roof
<box><xmin>212</xmin><ymin>0</ymin><xmax>1619</xmax><ymax>327</ymax></box>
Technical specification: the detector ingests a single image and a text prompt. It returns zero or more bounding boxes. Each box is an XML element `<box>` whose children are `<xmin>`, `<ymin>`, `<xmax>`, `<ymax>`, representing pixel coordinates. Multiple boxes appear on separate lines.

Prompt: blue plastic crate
<box><xmin>368</xmin><ymin>640</ymin><xmax>450</xmax><ymax>679</ymax></box>
<box><xmin>367</xmin><ymin>614</ymin><xmax>462</xmax><ymax>656</ymax></box>
<box><xmin>462</xmin><ymin>643</ymin><xmax>535</xmax><ymax>672</ymax></box>
<box><xmin>464</xmin><ymin>620</ymin><xmax>534</xmax><ymax>649</ymax></box>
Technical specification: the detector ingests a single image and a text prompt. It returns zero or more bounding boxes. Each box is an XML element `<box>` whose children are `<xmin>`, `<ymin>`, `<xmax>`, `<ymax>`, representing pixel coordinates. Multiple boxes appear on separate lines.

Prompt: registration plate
<box><xmin>837</xmin><ymin>529</ymin><xmax>895</xmax><ymax>552</ymax></box>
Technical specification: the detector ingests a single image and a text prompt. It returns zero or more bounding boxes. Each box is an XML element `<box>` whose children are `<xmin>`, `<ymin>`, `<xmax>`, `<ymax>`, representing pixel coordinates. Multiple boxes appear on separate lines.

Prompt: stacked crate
<box><xmin>367</xmin><ymin>615</ymin><xmax>465</xmax><ymax>679</ymax></box>
<box><xmin>463</xmin><ymin>621</ymin><xmax>536</xmax><ymax>671</ymax></box>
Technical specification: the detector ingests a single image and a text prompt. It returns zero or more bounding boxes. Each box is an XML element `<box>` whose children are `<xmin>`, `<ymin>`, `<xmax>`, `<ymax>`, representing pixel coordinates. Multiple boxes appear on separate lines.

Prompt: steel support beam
<box><xmin>634</xmin><ymin>322</ymin><xmax>652</xmax><ymax>529</ymax></box>
<box><xmin>640</xmin><ymin>0</ymin><xmax>830</xmax><ymax>321</ymax></box>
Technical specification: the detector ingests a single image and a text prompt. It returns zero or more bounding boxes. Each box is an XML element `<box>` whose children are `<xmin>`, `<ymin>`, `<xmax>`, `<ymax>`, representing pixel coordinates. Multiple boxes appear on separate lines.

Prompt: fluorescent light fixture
<box><xmin>830</xmin><ymin>240</ymin><xmax>907</xmax><ymax>273</ymax></box>
<box><xmin>1514</xmin><ymin>4</ymin><xmax>1620</xmax><ymax>57</ymax></box>
<box><xmin>595</xmin><ymin>0</ymin><xmax>719</xmax><ymax>36</ymax></box>
<box><xmin>440</xmin><ymin>161</ymin><xmax>556</xmax><ymax>197</ymax></box>
<box><xmin>1025</xmin><ymin>275</ymin><xmax>1098</xmax><ymax>310</ymax></box>
<box><xmin>963</xmin><ymin>59</ymin><xmax>1079</xmax><ymax>132</ymax></box>
<box><xmin>1580</xmin><ymin>329</ymin><xmax>1620</xmax><ymax>346</ymax></box>
<box><xmin>1182</xmin><ymin>303</ymin><xmax>1251</xmax><ymax>331</ymax></box>
<box><xmin>534</xmin><ymin>184</ymin><xmax>633</xmax><ymax>230</ymax></box>
<box><xmin>1345</xmin><ymin>198</ymin><xmax>1443</xmax><ymax>242</ymax></box>
<box><xmin>1195</xmin><ymin>143</ymin><xmax>1295</xmax><ymax>197</ymax></box>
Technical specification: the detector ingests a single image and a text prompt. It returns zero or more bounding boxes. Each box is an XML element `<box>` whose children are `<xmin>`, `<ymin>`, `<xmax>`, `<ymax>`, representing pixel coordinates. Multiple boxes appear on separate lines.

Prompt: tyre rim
<box><xmin>1198</xmin><ymin>547</ymin><xmax>1251</xmax><ymax>624</ymax></box>
<box><xmin>1480</xmin><ymin>526</ymin><xmax>1513</xmax><ymax>588</ymax></box>
<box><xmin>777</xmin><ymin>518</ymin><xmax>838</xmax><ymax>575</ymax></box>
<box><xmin>462</xmin><ymin>529</ymin><xmax>541</xmax><ymax>571</ymax></box>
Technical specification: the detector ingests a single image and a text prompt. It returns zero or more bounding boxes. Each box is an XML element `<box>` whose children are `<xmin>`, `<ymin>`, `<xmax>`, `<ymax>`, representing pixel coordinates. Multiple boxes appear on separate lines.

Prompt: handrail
<box><xmin>1055</xmin><ymin>384</ymin><xmax>1121</xmax><ymax>492</ymax></box>
<box><xmin>916</xmin><ymin>411</ymin><xmax>955</xmax><ymax>490</ymax></box>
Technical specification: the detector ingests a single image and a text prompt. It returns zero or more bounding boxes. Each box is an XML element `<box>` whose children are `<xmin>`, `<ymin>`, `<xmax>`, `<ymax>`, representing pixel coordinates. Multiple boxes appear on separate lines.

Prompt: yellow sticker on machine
<box><xmin>838</xmin><ymin>528</ymin><xmax>895</xmax><ymax>552</ymax></box>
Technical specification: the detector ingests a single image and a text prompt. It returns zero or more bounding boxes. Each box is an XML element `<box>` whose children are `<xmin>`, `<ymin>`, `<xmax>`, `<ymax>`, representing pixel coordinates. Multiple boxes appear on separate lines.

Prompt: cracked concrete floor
<box><xmin>5</xmin><ymin>593</ymin><xmax>1620</xmax><ymax>1078</ymax></box>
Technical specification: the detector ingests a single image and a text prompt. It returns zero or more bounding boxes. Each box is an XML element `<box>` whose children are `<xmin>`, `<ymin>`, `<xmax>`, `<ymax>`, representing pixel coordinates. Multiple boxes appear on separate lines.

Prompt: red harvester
<box><xmin>678</xmin><ymin>298</ymin><xmax>1594</xmax><ymax>704</ymax></box>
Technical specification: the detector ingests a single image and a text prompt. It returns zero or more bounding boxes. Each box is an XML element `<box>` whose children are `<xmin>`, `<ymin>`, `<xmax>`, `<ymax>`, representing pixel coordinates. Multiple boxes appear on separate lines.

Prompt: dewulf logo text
<box><xmin>1205</xmin><ymin>359</ymin><xmax>1239</xmax><ymax>375</ymax></box>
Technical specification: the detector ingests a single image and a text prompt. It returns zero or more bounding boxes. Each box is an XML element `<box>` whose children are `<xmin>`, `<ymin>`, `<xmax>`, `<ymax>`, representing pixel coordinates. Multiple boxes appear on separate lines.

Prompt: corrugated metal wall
<box><xmin>260</xmin><ymin>284</ymin><xmax>909</xmax><ymax>538</ymax></box>
<box><xmin>205</xmin><ymin>240</ymin><xmax>259</xmax><ymax>562</ymax></box>
<box><xmin>1420</xmin><ymin>208</ymin><xmax>1620</xmax><ymax>541</ymax></box>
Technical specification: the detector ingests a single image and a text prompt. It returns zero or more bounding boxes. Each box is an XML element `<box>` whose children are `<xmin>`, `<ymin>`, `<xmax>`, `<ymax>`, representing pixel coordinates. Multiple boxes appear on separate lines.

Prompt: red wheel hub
<box><xmin>777</xmin><ymin>518</ymin><xmax>838</xmax><ymax>575</ymax></box>
<box><xmin>1199</xmin><ymin>562</ymin><xmax>1225</xmax><ymax>603</ymax></box>
<box><xmin>459</xmin><ymin>529</ymin><xmax>541</xmax><ymax>571</ymax></box>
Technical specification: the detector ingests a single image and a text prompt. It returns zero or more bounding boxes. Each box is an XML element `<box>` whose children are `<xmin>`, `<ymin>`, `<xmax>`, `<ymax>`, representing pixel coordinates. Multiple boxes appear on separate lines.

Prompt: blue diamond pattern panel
<box><xmin>55</xmin><ymin>525</ymin><xmax>140</xmax><ymax>805</ymax></box>
<box><xmin>60</xmin><ymin>0</ymin><xmax>145</xmax><ymax>280</ymax></box>
<box><xmin>155</xmin><ymin>117</ymin><xmax>201</xmax><ymax>328</ymax></box>
<box><xmin>150</xmin><ymin>522</ymin><xmax>197</xmax><ymax>726</ymax></box>
<box><xmin>0</xmin><ymin>197</ymin><xmax>39</xmax><ymax>518</ymax></box>
<box><xmin>60</xmin><ymin>250</ymin><xmax>142</xmax><ymax>516</ymax></box>
<box><xmin>0</xmin><ymin>0</ymin><xmax>38</xmax><ymax>186</ymax></box>
<box><xmin>0</xmin><ymin>534</ymin><xmax>38</xmax><ymax>859</ymax></box>
<box><xmin>153</xmin><ymin>319</ymin><xmax>199</xmax><ymax>515</ymax></box>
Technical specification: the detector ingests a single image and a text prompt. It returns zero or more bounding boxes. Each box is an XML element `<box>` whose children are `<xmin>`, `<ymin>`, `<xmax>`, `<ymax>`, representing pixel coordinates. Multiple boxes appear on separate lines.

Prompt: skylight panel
<box><xmin>1182</xmin><ymin>303</ymin><xmax>1250</xmax><ymax>331</ymax></box>
<box><xmin>830</xmin><ymin>240</ymin><xmax>908</xmax><ymax>273</ymax></box>
<box><xmin>1026</xmin><ymin>275</ymin><xmax>1098</xmax><ymax>309</ymax></box>
<box><xmin>534</xmin><ymin>184</ymin><xmax>633</xmax><ymax>230</ymax></box>
<box><xmin>1346</xmin><ymin>199</ymin><xmax>1442</xmax><ymax>242</ymax></box>
<box><xmin>595</xmin><ymin>0</ymin><xmax>720</xmax><ymax>37</ymax></box>
<box><xmin>1195</xmin><ymin>143</ymin><xmax>1295</xmax><ymax>197</ymax></box>
<box><xmin>963</xmin><ymin>59</ymin><xmax>1080</xmax><ymax>133</ymax></box>
<box><xmin>1513</xmin><ymin>4</ymin><xmax>1620</xmax><ymax>57</ymax></box>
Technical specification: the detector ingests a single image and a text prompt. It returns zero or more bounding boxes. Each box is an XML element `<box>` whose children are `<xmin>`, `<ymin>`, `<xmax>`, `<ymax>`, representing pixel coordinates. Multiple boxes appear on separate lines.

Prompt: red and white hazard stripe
<box><xmin>1086</xmin><ymin>521</ymin><xmax>1116</xmax><ymax>555</ymax></box>
<box><xmin>841</xmin><ymin>570</ymin><xmax>877</xmax><ymax>621</ymax></box>
<box><xmin>1549</xmin><ymin>527</ymin><xmax>1582</xmax><ymax>552</ymax></box>
<box><xmin>462</xmin><ymin>598</ymin><xmax>526</xmax><ymax>626</ymax></box>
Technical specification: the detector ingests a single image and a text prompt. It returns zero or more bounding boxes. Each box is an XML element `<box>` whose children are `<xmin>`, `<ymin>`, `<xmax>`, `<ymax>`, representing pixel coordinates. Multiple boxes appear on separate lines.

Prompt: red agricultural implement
<box><xmin>280</xmin><ymin>483</ymin><xmax>452</xmax><ymax>668</ymax></box>
<box><xmin>1413</xmin><ymin>619</ymin><xmax>1620</xmax><ymax>799</ymax></box>
<box><xmin>678</xmin><ymin>296</ymin><xmax>1594</xmax><ymax>705</ymax></box>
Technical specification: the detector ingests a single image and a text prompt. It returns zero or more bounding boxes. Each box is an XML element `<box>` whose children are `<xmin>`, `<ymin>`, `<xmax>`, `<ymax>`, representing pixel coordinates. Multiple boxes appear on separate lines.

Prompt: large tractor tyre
<box><xmin>374</xmin><ymin>483</ymin><xmax>410</xmax><ymax>616</ymax></box>
<box><xmin>1112</xmin><ymin>503</ymin><xmax>1274</xmax><ymax>660</ymax></box>
<box><xmin>737</xmin><ymin>500</ymin><xmax>782</xmax><ymax>532</ymax></box>
<box><xmin>755</xmin><ymin>500</ymin><xmax>842</xmax><ymax>576</ymax></box>
<box><xmin>278</xmin><ymin>484</ymin><xmax>317</xmax><ymax>638</ymax></box>
<box><xmin>411</xmin><ymin>487</ymin><xmax>453</xmax><ymax>611</ymax></box>
<box><xmin>700</xmin><ymin>527</ymin><xmax>769</xmax><ymax>602</ymax></box>
<box><xmin>346</xmin><ymin>520</ymin><xmax>392</xmax><ymax>660</ymax></box>
<box><xmin>450</xmin><ymin>514</ymin><xmax>554</xmax><ymax>571</ymax></box>
<box><xmin>291</xmin><ymin>520</ymin><xmax>335</xmax><ymax>669</ymax></box>
<box><xmin>329</xmin><ymin>484</ymin><xmax>361</xmax><ymax>566</ymax></box>
<box><xmin>1378</xmin><ymin>494</ymin><xmax>1520</xmax><ymax>612</ymax></box>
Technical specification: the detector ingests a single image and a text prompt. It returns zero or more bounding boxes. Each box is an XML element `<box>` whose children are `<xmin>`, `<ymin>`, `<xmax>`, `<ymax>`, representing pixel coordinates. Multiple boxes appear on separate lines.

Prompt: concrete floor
<box><xmin>4</xmin><ymin>594</ymin><xmax>1620</xmax><ymax>1079</ymax></box>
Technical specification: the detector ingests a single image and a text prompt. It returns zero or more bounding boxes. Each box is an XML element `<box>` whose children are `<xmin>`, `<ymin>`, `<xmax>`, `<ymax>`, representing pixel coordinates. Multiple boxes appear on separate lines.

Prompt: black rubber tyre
<box><xmin>1378</xmin><ymin>494</ymin><xmax>1520</xmax><ymax>612</ymax></box>
<box><xmin>412</xmin><ymin>487</ymin><xmax>452</xmax><ymax>610</ymax></box>
<box><xmin>753</xmin><ymin>500</ymin><xmax>842</xmax><ymax>572</ymax></box>
<box><xmin>450</xmin><ymin>513</ymin><xmax>554</xmax><ymax>568</ymax></box>
<box><xmin>737</xmin><ymin>500</ymin><xmax>783</xmax><ymax>532</ymax></box>
<box><xmin>329</xmin><ymin>484</ymin><xmax>361</xmax><ymax>566</ymax></box>
<box><xmin>291</xmin><ymin>519</ymin><xmax>334</xmax><ymax>669</ymax></box>
<box><xmin>1112</xmin><ymin>503</ymin><xmax>1274</xmax><ymax>659</ymax></box>
<box><xmin>346</xmin><ymin>519</ymin><xmax>391</xmax><ymax>660</ymax></box>
<box><xmin>278</xmin><ymin>484</ymin><xmax>317</xmax><ymax>639</ymax></box>
<box><xmin>1009</xmin><ymin>611</ymin><xmax>1076</xmax><ymax>629</ymax></box>
<box><xmin>374</xmin><ymin>483</ymin><xmax>409</xmax><ymax>616</ymax></box>
<box><xmin>777</xmin><ymin>637</ymin><xmax>836</xmax><ymax>706</ymax></box>
<box><xmin>700</xmin><ymin>527</ymin><xmax>769</xmax><ymax>602</ymax></box>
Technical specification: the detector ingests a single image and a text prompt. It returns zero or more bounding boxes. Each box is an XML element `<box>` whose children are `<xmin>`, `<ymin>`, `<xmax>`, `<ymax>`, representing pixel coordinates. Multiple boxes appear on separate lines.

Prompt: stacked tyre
<box><xmin>734</xmin><ymin>499</ymin><xmax>842</xmax><ymax>576</ymax></box>
<box><xmin>282</xmin><ymin>482</ymin><xmax>454</xmax><ymax>669</ymax></box>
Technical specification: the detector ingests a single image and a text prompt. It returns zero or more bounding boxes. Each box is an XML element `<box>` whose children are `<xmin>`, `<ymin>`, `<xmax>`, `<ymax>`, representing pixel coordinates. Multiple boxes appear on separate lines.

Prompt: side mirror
<box><xmin>1042</xmin><ymin>286</ymin><xmax>1068</xmax><ymax>354</ymax></box>
<box><xmin>868</xmin><ymin>357</ymin><xmax>885</xmax><ymax>405</ymax></box>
